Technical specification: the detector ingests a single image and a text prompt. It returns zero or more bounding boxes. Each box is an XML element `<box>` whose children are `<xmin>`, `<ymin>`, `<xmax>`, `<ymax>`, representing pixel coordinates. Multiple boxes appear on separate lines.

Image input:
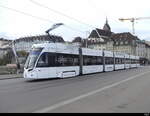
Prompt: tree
<box><xmin>17</xmin><ymin>51</ymin><xmax>28</xmax><ymax>57</ymax></box>
<box><xmin>0</xmin><ymin>50</ymin><xmax>13</xmax><ymax>65</ymax></box>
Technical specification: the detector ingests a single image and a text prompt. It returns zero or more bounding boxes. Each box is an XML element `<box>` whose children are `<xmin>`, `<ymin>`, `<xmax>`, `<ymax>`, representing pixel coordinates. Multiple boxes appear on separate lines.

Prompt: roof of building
<box><xmin>14</xmin><ymin>34</ymin><xmax>65</xmax><ymax>43</ymax></box>
<box><xmin>145</xmin><ymin>41</ymin><xmax>150</xmax><ymax>47</ymax></box>
<box><xmin>0</xmin><ymin>38</ymin><xmax>12</xmax><ymax>42</ymax></box>
<box><xmin>111</xmin><ymin>32</ymin><xmax>140</xmax><ymax>41</ymax></box>
<box><xmin>111</xmin><ymin>32</ymin><xmax>149</xmax><ymax>47</ymax></box>
<box><xmin>72</xmin><ymin>37</ymin><xmax>82</xmax><ymax>43</ymax></box>
<box><xmin>103</xmin><ymin>18</ymin><xmax>111</xmax><ymax>32</ymax></box>
<box><xmin>89</xmin><ymin>18</ymin><xmax>112</xmax><ymax>38</ymax></box>
<box><xmin>89</xmin><ymin>28</ymin><xmax>112</xmax><ymax>38</ymax></box>
<box><xmin>0</xmin><ymin>38</ymin><xmax>12</xmax><ymax>49</ymax></box>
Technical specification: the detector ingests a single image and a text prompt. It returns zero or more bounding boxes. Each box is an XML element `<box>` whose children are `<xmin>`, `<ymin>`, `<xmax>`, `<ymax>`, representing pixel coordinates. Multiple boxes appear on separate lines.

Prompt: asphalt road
<box><xmin>0</xmin><ymin>66</ymin><xmax>150</xmax><ymax>113</ymax></box>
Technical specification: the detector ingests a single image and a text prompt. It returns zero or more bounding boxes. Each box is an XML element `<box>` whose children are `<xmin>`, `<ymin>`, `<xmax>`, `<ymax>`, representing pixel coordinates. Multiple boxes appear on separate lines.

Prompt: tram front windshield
<box><xmin>25</xmin><ymin>48</ymin><xmax>43</xmax><ymax>70</ymax></box>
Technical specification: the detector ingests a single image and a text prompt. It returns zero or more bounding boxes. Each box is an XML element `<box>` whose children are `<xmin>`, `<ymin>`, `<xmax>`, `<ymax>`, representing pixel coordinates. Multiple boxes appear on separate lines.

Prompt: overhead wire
<box><xmin>87</xmin><ymin>0</ymin><xmax>101</xmax><ymax>17</ymax></box>
<box><xmin>30</xmin><ymin>0</ymin><xmax>95</xmax><ymax>28</ymax></box>
<box><xmin>0</xmin><ymin>4</ymin><xmax>85</xmax><ymax>33</ymax></box>
<box><xmin>30</xmin><ymin>0</ymin><xmax>103</xmax><ymax>38</ymax></box>
<box><xmin>0</xmin><ymin>5</ymin><xmax>54</xmax><ymax>23</ymax></box>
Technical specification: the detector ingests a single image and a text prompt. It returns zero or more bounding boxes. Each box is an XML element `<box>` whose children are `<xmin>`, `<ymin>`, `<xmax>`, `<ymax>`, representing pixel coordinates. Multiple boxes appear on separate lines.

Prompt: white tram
<box><xmin>114</xmin><ymin>52</ymin><xmax>125</xmax><ymax>70</ymax></box>
<box><xmin>24</xmin><ymin>43</ymin><xmax>80</xmax><ymax>79</ymax></box>
<box><xmin>135</xmin><ymin>56</ymin><xmax>140</xmax><ymax>67</ymax></box>
<box><xmin>24</xmin><ymin>43</ymin><xmax>140</xmax><ymax>79</ymax></box>
<box><xmin>82</xmin><ymin>48</ymin><xmax>103</xmax><ymax>74</ymax></box>
<box><xmin>103</xmin><ymin>50</ymin><xmax>114</xmax><ymax>72</ymax></box>
<box><xmin>124</xmin><ymin>53</ymin><xmax>130</xmax><ymax>69</ymax></box>
<box><xmin>130</xmin><ymin>55</ymin><xmax>137</xmax><ymax>68</ymax></box>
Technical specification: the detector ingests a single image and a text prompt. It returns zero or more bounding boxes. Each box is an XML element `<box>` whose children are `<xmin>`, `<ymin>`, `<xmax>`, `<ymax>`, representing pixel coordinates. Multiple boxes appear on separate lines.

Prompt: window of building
<box><xmin>116</xmin><ymin>42</ymin><xmax>118</xmax><ymax>45</ymax></box>
<box><xmin>120</xmin><ymin>41</ymin><xmax>123</xmax><ymax>45</ymax></box>
<box><xmin>127</xmin><ymin>41</ymin><xmax>129</xmax><ymax>44</ymax></box>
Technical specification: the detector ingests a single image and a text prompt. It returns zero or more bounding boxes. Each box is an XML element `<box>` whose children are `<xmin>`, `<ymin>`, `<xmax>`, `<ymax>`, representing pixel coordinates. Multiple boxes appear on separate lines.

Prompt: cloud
<box><xmin>0</xmin><ymin>0</ymin><xmax>150</xmax><ymax>41</ymax></box>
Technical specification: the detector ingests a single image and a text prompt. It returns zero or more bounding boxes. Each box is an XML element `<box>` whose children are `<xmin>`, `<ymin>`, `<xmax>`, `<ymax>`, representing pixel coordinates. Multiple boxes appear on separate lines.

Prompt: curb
<box><xmin>0</xmin><ymin>77</ymin><xmax>22</xmax><ymax>80</ymax></box>
<box><xmin>0</xmin><ymin>74</ymin><xmax>23</xmax><ymax>80</ymax></box>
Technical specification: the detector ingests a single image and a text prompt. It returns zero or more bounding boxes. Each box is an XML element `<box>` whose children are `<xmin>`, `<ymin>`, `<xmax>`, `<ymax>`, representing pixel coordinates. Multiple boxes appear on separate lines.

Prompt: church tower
<box><xmin>103</xmin><ymin>18</ymin><xmax>111</xmax><ymax>32</ymax></box>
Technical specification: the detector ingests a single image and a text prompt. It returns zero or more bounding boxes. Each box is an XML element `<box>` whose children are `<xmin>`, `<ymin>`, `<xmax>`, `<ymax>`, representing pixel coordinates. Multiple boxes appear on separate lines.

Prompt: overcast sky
<box><xmin>0</xmin><ymin>0</ymin><xmax>150</xmax><ymax>41</ymax></box>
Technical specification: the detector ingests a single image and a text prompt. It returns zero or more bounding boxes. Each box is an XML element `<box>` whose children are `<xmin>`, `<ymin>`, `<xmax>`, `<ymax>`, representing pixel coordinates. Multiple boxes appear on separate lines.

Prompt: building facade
<box><xmin>71</xmin><ymin>36</ymin><xmax>83</xmax><ymax>47</ymax></box>
<box><xmin>77</xmin><ymin>18</ymin><xmax>150</xmax><ymax>64</ymax></box>
<box><xmin>0</xmin><ymin>38</ymin><xmax>12</xmax><ymax>58</ymax></box>
<box><xmin>111</xmin><ymin>32</ymin><xmax>138</xmax><ymax>55</ymax></box>
<box><xmin>145</xmin><ymin>41</ymin><xmax>150</xmax><ymax>64</ymax></box>
<box><xmin>83</xmin><ymin>19</ymin><xmax>114</xmax><ymax>51</ymax></box>
<box><xmin>111</xmin><ymin>32</ymin><xmax>150</xmax><ymax>64</ymax></box>
<box><xmin>14</xmin><ymin>34</ymin><xmax>65</xmax><ymax>52</ymax></box>
<box><xmin>136</xmin><ymin>40</ymin><xmax>147</xmax><ymax>58</ymax></box>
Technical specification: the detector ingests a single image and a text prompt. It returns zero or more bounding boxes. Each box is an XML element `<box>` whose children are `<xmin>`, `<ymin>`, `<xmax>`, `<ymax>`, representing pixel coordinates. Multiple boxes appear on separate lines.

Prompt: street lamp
<box><xmin>45</xmin><ymin>23</ymin><xmax>64</xmax><ymax>43</ymax></box>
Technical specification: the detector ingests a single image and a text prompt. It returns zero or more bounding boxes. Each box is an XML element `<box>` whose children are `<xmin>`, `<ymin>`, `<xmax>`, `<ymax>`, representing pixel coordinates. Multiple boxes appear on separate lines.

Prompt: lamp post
<box><xmin>45</xmin><ymin>23</ymin><xmax>64</xmax><ymax>43</ymax></box>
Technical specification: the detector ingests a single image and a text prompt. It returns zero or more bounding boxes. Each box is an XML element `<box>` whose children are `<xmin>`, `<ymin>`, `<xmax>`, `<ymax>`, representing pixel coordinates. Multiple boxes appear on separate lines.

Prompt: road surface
<box><xmin>0</xmin><ymin>66</ymin><xmax>150</xmax><ymax>113</ymax></box>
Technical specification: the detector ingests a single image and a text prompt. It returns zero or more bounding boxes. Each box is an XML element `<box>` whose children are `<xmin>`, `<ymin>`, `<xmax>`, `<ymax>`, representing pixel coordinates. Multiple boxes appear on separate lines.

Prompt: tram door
<box><xmin>36</xmin><ymin>52</ymin><xmax>57</xmax><ymax>79</ymax></box>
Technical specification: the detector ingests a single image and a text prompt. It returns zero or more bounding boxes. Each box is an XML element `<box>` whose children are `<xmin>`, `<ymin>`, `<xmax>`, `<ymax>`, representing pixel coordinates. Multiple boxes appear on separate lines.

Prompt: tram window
<box><xmin>73</xmin><ymin>55</ymin><xmax>79</xmax><ymax>66</ymax></box>
<box><xmin>36</xmin><ymin>53</ymin><xmax>79</xmax><ymax>67</ymax></box>
<box><xmin>91</xmin><ymin>56</ymin><xmax>97</xmax><ymax>65</ymax></box>
<box><xmin>115</xmin><ymin>58</ymin><xmax>124</xmax><ymax>64</ymax></box>
<box><xmin>131</xmin><ymin>59</ymin><xmax>135</xmax><ymax>64</ymax></box>
<box><xmin>126</xmin><ymin>59</ymin><xmax>128</xmax><ymax>64</ymax></box>
<box><xmin>97</xmin><ymin>57</ymin><xmax>103</xmax><ymax>65</ymax></box>
<box><xmin>129</xmin><ymin>59</ymin><xmax>131</xmax><ymax>64</ymax></box>
<box><xmin>121</xmin><ymin>58</ymin><xmax>125</xmax><ymax>64</ymax></box>
<box><xmin>36</xmin><ymin>52</ymin><xmax>56</xmax><ymax>67</ymax></box>
<box><xmin>133</xmin><ymin>60</ymin><xmax>135</xmax><ymax>64</ymax></box>
<box><xmin>83</xmin><ymin>55</ymin><xmax>103</xmax><ymax>65</ymax></box>
<box><xmin>65</xmin><ymin>54</ymin><xmax>74</xmax><ymax>66</ymax></box>
<box><xmin>37</xmin><ymin>53</ymin><xmax>49</xmax><ymax>67</ymax></box>
<box><xmin>132</xmin><ymin>60</ymin><xmax>134</xmax><ymax>64</ymax></box>
<box><xmin>83</xmin><ymin>56</ymin><xmax>90</xmax><ymax>65</ymax></box>
<box><xmin>131</xmin><ymin>59</ymin><xmax>133</xmax><ymax>64</ymax></box>
<box><xmin>138</xmin><ymin>60</ymin><xmax>140</xmax><ymax>64</ymax></box>
<box><xmin>48</xmin><ymin>53</ymin><xmax>56</xmax><ymax>66</ymax></box>
<box><xmin>120</xmin><ymin>59</ymin><xmax>122</xmax><ymax>64</ymax></box>
<box><xmin>56</xmin><ymin>53</ymin><xmax>79</xmax><ymax>66</ymax></box>
<box><xmin>136</xmin><ymin>60</ymin><xmax>139</xmax><ymax>64</ymax></box>
<box><xmin>56</xmin><ymin>54</ymin><xmax>66</xmax><ymax>66</ymax></box>
<box><xmin>125</xmin><ymin>58</ymin><xmax>130</xmax><ymax>64</ymax></box>
<box><xmin>105</xmin><ymin>57</ymin><xmax>114</xmax><ymax>65</ymax></box>
<box><xmin>133</xmin><ymin>60</ymin><xmax>136</xmax><ymax>64</ymax></box>
<box><xmin>115</xmin><ymin>58</ymin><xmax>119</xmax><ymax>64</ymax></box>
<box><xmin>83</xmin><ymin>56</ymin><xmax>89</xmax><ymax>65</ymax></box>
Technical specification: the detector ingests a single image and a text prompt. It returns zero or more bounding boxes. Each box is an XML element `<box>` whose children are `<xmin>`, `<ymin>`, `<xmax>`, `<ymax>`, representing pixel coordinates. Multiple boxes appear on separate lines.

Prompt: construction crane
<box><xmin>119</xmin><ymin>17</ymin><xmax>150</xmax><ymax>34</ymax></box>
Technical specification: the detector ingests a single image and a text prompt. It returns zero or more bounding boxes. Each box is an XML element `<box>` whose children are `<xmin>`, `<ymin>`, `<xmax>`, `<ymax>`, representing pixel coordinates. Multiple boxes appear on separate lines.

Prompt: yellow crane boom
<box><xmin>119</xmin><ymin>17</ymin><xmax>150</xmax><ymax>34</ymax></box>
